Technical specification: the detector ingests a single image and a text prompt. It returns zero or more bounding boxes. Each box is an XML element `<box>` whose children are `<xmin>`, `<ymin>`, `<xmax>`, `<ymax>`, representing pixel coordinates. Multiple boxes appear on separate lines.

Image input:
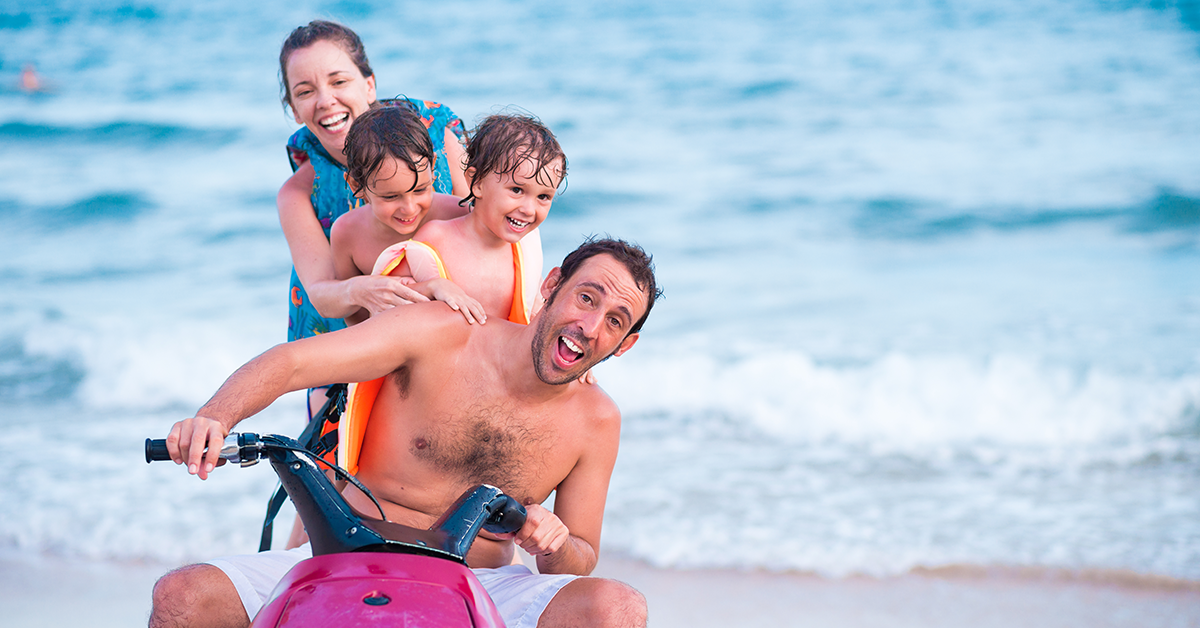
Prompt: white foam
<box><xmin>597</xmin><ymin>348</ymin><xmax>1198</xmax><ymax>449</ymax></box>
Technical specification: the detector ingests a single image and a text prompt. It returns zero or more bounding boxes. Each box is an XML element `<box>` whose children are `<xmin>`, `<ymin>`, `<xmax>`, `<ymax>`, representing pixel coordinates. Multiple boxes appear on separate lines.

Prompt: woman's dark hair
<box><xmin>344</xmin><ymin>104</ymin><xmax>435</xmax><ymax>197</ymax></box>
<box><xmin>279</xmin><ymin>20</ymin><xmax>373</xmax><ymax>111</ymax></box>
<box><xmin>552</xmin><ymin>237</ymin><xmax>662</xmax><ymax>336</ymax></box>
<box><xmin>463</xmin><ymin>112</ymin><xmax>567</xmax><ymax>206</ymax></box>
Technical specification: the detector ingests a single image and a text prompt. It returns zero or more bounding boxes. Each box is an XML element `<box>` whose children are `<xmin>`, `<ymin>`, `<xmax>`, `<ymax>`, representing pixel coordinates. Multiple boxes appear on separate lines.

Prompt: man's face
<box><xmin>531</xmin><ymin>254</ymin><xmax>646</xmax><ymax>385</ymax></box>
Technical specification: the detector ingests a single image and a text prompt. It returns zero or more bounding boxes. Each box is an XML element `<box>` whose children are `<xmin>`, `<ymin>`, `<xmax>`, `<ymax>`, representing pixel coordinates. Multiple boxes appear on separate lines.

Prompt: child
<box><xmin>328</xmin><ymin>104</ymin><xmax>478</xmax><ymax>325</ymax></box>
<box><xmin>337</xmin><ymin>113</ymin><xmax>567</xmax><ymax>478</ymax></box>
<box><xmin>374</xmin><ymin>112</ymin><xmax>567</xmax><ymax>325</ymax></box>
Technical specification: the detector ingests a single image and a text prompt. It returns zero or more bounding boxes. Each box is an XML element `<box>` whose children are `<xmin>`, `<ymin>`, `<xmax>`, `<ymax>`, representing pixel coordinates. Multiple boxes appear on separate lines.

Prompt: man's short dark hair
<box><xmin>554</xmin><ymin>237</ymin><xmax>662</xmax><ymax>336</ymax></box>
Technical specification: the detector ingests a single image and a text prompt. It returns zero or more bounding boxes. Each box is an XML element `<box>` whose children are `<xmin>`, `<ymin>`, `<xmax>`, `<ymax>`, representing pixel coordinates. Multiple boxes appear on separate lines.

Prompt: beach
<box><xmin>7</xmin><ymin>550</ymin><xmax>1198</xmax><ymax>628</ymax></box>
<box><xmin>3</xmin><ymin>1</ymin><xmax>1199</xmax><ymax>622</ymax></box>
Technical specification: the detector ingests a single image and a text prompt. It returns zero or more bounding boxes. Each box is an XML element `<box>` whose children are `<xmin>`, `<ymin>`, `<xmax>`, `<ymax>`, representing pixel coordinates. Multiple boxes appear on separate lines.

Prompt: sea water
<box><xmin>1</xmin><ymin>0</ymin><xmax>1198</xmax><ymax>580</ymax></box>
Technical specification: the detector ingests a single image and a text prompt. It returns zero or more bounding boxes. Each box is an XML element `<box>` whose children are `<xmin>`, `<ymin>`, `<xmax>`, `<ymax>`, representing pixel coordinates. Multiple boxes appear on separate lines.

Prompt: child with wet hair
<box><xmin>373</xmin><ymin>111</ymin><xmax>568</xmax><ymax>325</ymax></box>
<box><xmin>329</xmin><ymin>104</ymin><xmax>477</xmax><ymax>325</ymax></box>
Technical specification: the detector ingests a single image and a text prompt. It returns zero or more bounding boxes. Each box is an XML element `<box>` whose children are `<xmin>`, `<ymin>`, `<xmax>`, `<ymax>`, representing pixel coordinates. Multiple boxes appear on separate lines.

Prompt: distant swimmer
<box><xmin>18</xmin><ymin>64</ymin><xmax>50</xmax><ymax>93</ymax></box>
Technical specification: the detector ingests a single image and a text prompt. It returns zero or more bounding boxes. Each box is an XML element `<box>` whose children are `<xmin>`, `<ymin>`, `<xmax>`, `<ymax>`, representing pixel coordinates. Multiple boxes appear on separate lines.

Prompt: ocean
<box><xmin>1</xmin><ymin>0</ymin><xmax>1198</xmax><ymax>582</ymax></box>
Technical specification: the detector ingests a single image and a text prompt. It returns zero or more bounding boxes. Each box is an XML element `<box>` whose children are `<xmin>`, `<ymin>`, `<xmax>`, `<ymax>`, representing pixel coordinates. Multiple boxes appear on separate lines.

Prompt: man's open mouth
<box><xmin>556</xmin><ymin>335</ymin><xmax>584</xmax><ymax>365</ymax></box>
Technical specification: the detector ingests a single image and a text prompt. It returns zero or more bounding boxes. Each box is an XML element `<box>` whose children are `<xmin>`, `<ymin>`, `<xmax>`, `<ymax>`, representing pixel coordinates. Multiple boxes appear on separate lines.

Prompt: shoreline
<box><xmin>5</xmin><ymin>549</ymin><xmax>1199</xmax><ymax>628</ymax></box>
<box><xmin>590</xmin><ymin>555</ymin><xmax>1200</xmax><ymax>628</ymax></box>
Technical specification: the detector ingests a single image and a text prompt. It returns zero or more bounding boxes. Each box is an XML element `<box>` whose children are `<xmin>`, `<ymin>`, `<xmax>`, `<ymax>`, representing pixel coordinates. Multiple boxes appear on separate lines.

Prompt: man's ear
<box><xmin>611</xmin><ymin>332</ymin><xmax>639</xmax><ymax>358</ymax></box>
<box><xmin>540</xmin><ymin>267</ymin><xmax>563</xmax><ymax>301</ymax></box>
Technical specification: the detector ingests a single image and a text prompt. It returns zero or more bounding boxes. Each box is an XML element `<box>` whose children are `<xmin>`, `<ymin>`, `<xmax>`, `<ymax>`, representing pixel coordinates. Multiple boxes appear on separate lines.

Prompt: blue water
<box><xmin>2</xmin><ymin>0</ymin><xmax>1199</xmax><ymax>580</ymax></box>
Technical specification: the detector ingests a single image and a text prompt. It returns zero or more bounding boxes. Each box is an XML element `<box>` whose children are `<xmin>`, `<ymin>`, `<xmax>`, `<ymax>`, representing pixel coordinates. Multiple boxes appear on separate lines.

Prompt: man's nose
<box><xmin>579</xmin><ymin>309</ymin><xmax>604</xmax><ymax>338</ymax></box>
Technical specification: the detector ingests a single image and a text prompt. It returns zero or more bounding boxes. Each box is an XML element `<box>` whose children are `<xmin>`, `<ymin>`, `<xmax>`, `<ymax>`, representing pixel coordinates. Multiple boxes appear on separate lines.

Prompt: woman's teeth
<box><xmin>320</xmin><ymin>113</ymin><xmax>349</xmax><ymax>131</ymax></box>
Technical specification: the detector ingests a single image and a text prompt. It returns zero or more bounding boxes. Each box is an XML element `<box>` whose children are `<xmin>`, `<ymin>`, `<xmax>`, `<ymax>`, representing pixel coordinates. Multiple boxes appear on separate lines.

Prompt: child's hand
<box><xmin>428</xmin><ymin>278</ymin><xmax>488</xmax><ymax>325</ymax></box>
<box><xmin>351</xmin><ymin>275</ymin><xmax>430</xmax><ymax>315</ymax></box>
<box><xmin>581</xmin><ymin>369</ymin><xmax>597</xmax><ymax>385</ymax></box>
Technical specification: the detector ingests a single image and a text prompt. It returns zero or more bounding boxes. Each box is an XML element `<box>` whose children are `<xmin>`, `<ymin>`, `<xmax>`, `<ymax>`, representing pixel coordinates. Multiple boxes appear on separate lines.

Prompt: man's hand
<box><xmin>166</xmin><ymin>416</ymin><xmax>228</xmax><ymax>480</ymax></box>
<box><xmin>514</xmin><ymin>503</ymin><xmax>570</xmax><ymax>557</ymax></box>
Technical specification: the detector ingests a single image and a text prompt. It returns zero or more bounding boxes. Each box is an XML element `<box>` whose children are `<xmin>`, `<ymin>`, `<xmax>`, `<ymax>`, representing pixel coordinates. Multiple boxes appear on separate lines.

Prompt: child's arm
<box><xmin>382</xmin><ymin>247</ymin><xmax>487</xmax><ymax>326</ymax></box>
<box><xmin>415</xmin><ymin>278</ymin><xmax>487</xmax><ymax>325</ymax></box>
<box><xmin>328</xmin><ymin>212</ymin><xmax>372</xmax><ymax>326</ymax></box>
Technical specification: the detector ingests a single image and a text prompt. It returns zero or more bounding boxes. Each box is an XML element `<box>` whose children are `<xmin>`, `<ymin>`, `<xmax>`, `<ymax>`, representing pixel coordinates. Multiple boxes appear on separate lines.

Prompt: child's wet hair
<box><xmin>344</xmin><ymin>104</ymin><xmax>436</xmax><ymax>197</ymax></box>
<box><xmin>279</xmin><ymin>20</ymin><xmax>373</xmax><ymax>111</ymax></box>
<box><xmin>463</xmin><ymin>112</ymin><xmax>567</xmax><ymax>206</ymax></box>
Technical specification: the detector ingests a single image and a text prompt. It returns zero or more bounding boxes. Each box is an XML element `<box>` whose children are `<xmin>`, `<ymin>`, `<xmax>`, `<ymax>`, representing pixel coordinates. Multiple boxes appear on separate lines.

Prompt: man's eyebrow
<box><xmin>578</xmin><ymin>281</ymin><xmax>632</xmax><ymax>323</ymax></box>
<box><xmin>578</xmin><ymin>281</ymin><xmax>606</xmax><ymax>295</ymax></box>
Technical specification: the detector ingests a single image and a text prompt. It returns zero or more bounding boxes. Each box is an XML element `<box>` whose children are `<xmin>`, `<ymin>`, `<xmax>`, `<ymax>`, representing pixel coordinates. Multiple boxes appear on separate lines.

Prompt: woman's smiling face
<box><xmin>284</xmin><ymin>39</ymin><xmax>377</xmax><ymax>165</ymax></box>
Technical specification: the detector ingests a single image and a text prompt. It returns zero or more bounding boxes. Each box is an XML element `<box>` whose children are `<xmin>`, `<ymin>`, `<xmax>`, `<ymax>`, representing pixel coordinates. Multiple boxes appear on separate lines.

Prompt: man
<box><xmin>150</xmin><ymin>238</ymin><xmax>660</xmax><ymax>628</ymax></box>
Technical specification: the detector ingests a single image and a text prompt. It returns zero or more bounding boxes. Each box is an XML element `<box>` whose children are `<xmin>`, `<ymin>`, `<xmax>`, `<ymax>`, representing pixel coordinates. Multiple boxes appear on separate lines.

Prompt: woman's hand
<box><xmin>346</xmin><ymin>274</ymin><xmax>431</xmax><ymax>315</ymax></box>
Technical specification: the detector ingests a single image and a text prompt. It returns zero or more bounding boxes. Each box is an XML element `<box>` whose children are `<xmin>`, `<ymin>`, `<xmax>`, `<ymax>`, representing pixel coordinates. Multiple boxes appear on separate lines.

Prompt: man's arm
<box><xmin>167</xmin><ymin>304</ymin><xmax>462</xmax><ymax>479</ymax></box>
<box><xmin>515</xmin><ymin>393</ymin><xmax>622</xmax><ymax>575</ymax></box>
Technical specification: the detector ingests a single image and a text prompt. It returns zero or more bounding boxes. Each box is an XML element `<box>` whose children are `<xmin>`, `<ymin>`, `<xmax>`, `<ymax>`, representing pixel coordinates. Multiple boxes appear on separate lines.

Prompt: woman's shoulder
<box><xmin>380</xmin><ymin>97</ymin><xmax>463</xmax><ymax>130</ymax></box>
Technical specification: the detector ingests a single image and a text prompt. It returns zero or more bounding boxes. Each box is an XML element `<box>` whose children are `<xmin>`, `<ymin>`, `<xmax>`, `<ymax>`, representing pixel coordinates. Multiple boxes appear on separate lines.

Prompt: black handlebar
<box><xmin>145</xmin><ymin>438</ymin><xmax>170</xmax><ymax>463</ymax></box>
<box><xmin>143</xmin><ymin>431</ymin><xmax>525</xmax><ymax>562</ymax></box>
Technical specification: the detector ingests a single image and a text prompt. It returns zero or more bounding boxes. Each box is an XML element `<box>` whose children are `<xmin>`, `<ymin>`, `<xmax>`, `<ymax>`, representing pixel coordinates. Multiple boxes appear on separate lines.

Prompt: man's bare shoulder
<box><xmin>567</xmin><ymin>381</ymin><xmax>623</xmax><ymax>432</ymax></box>
<box><xmin>362</xmin><ymin>299</ymin><xmax>476</xmax><ymax>349</ymax></box>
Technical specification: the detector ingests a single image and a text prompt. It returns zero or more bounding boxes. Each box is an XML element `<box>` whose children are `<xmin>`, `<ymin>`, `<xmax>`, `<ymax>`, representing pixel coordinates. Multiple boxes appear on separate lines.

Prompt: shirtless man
<box><xmin>149</xmin><ymin>238</ymin><xmax>660</xmax><ymax>628</ymax></box>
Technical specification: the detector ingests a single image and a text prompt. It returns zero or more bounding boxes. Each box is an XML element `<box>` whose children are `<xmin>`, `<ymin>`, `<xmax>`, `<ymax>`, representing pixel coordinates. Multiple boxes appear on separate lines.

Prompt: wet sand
<box><xmin>5</xmin><ymin>549</ymin><xmax>1198</xmax><ymax>628</ymax></box>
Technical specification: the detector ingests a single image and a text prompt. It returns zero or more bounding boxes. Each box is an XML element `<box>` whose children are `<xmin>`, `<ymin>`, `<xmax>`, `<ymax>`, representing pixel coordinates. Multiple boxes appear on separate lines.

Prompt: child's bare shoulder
<box><xmin>413</xmin><ymin>213</ymin><xmax>458</xmax><ymax>242</ymax></box>
<box><xmin>330</xmin><ymin>205</ymin><xmax>370</xmax><ymax>244</ymax></box>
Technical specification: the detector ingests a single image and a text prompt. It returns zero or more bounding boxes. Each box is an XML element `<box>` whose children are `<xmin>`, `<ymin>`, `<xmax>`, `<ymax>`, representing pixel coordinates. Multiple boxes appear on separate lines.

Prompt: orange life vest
<box><xmin>330</xmin><ymin>239</ymin><xmax>538</xmax><ymax>475</ymax></box>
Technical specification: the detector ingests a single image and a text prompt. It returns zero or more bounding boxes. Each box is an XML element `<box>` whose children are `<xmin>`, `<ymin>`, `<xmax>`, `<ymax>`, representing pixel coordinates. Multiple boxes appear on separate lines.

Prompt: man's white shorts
<box><xmin>207</xmin><ymin>545</ymin><xmax>576</xmax><ymax>628</ymax></box>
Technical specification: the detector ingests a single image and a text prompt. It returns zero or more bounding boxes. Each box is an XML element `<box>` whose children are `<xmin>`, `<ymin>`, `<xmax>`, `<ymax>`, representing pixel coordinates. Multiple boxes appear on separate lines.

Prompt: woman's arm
<box><xmin>277</xmin><ymin>163</ymin><xmax>427</xmax><ymax>320</ymax></box>
<box><xmin>443</xmin><ymin>126</ymin><xmax>469</xmax><ymax>197</ymax></box>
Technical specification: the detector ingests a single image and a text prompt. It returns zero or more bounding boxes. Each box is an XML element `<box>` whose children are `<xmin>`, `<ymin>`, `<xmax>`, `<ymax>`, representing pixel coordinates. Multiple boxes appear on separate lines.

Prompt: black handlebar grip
<box><xmin>145</xmin><ymin>438</ymin><xmax>171</xmax><ymax>463</ymax></box>
<box><xmin>484</xmin><ymin>495</ymin><xmax>528</xmax><ymax>536</ymax></box>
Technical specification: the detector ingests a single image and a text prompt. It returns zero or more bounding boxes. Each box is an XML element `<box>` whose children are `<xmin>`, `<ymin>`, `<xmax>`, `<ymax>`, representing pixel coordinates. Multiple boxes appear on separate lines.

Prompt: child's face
<box><xmin>470</xmin><ymin>156</ymin><xmax>563</xmax><ymax>243</ymax></box>
<box><xmin>365</xmin><ymin>154</ymin><xmax>435</xmax><ymax>237</ymax></box>
<box><xmin>285</xmin><ymin>39</ymin><xmax>377</xmax><ymax>164</ymax></box>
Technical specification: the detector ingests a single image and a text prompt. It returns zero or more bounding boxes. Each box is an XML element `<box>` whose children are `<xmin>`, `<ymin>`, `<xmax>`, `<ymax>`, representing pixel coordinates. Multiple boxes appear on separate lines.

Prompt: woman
<box><xmin>276</xmin><ymin>20</ymin><xmax>469</xmax><ymax>348</ymax></box>
<box><xmin>273</xmin><ymin>21</ymin><xmax>471</xmax><ymax>549</ymax></box>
